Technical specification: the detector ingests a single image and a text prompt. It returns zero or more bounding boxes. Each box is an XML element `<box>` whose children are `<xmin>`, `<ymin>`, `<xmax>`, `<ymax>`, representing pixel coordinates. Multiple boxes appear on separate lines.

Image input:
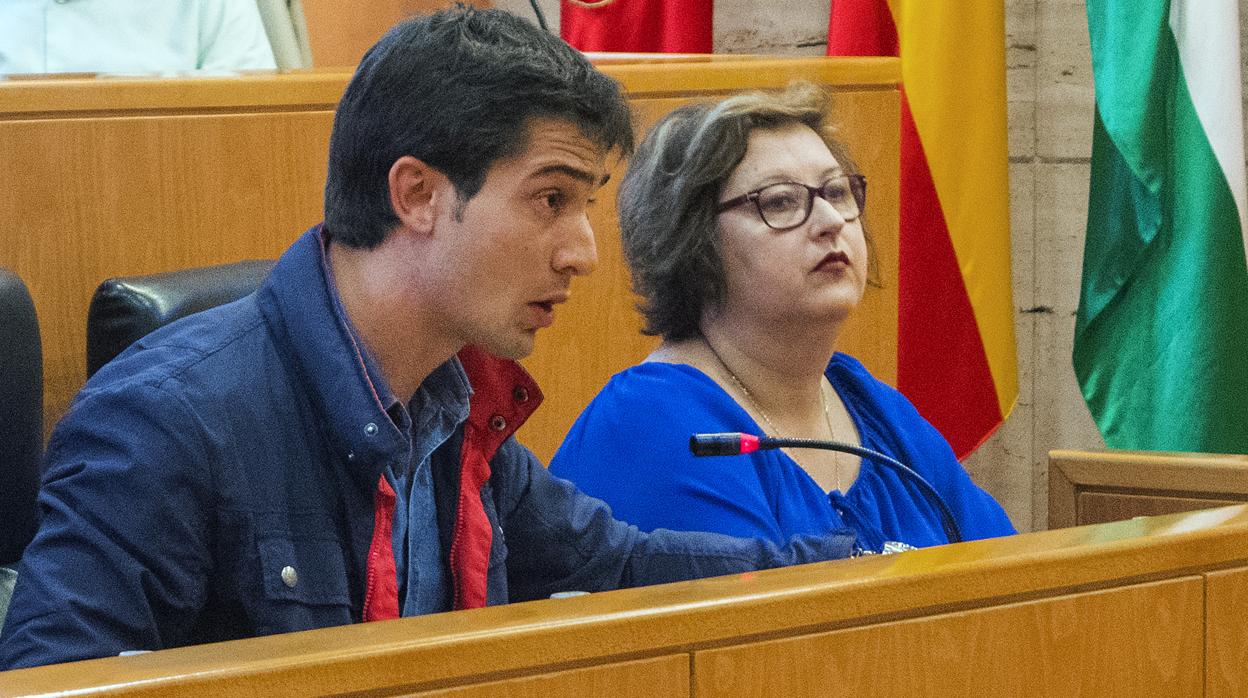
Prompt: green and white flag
<box><xmin>1076</xmin><ymin>0</ymin><xmax>1248</xmax><ymax>452</ymax></box>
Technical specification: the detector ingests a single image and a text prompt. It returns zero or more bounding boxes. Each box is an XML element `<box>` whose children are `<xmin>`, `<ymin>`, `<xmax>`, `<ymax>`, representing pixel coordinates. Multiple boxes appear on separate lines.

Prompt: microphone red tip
<box><xmin>739</xmin><ymin>433</ymin><xmax>760</xmax><ymax>454</ymax></box>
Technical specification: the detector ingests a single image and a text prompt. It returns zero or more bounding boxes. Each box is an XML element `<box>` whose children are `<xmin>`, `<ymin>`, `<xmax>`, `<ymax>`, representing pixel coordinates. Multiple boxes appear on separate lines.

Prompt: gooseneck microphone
<box><xmin>690</xmin><ymin>432</ymin><xmax>963</xmax><ymax>544</ymax></box>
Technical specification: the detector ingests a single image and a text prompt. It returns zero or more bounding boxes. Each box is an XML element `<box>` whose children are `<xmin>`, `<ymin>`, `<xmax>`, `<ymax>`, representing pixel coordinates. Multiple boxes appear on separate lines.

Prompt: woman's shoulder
<box><xmin>554</xmin><ymin>361</ymin><xmax>738</xmax><ymax>452</ymax></box>
<box><xmin>827</xmin><ymin>353</ymin><xmax>939</xmax><ymax>438</ymax></box>
<box><xmin>828</xmin><ymin>353</ymin><xmax>909</xmax><ymax>406</ymax></box>
<box><xmin>589</xmin><ymin>361</ymin><xmax>724</xmax><ymax>409</ymax></box>
<box><xmin>549</xmin><ymin>361</ymin><xmax>748</xmax><ymax>491</ymax></box>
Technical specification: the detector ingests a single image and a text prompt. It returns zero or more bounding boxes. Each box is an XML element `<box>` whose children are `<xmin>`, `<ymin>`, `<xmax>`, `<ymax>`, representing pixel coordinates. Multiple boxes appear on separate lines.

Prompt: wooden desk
<box><xmin>0</xmin><ymin>57</ymin><xmax>900</xmax><ymax>462</ymax></box>
<box><xmin>1049</xmin><ymin>448</ymin><xmax>1248</xmax><ymax>528</ymax></box>
<box><xmin>4</xmin><ymin>506</ymin><xmax>1247</xmax><ymax>696</ymax></box>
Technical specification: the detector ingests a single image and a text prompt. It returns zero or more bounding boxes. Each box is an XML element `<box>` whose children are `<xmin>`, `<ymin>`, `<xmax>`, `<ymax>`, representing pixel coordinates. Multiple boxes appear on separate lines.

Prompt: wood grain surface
<box><xmin>1049</xmin><ymin>449</ymin><xmax>1248</xmax><ymax>528</ymax></box>
<box><xmin>693</xmin><ymin>577</ymin><xmax>1203</xmax><ymax>697</ymax></box>
<box><xmin>1207</xmin><ymin>566</ymin><xmax>1248</xmax><ymax>698</ymax></box>
<box><xmin>301</xmin><ymin>0</ymin><xmax>494</xmax><ymax>68</ymax></box>
<box><xmin>416</xmin><ymin>655</ymin><xmax>689</xmax><ymax>698</ymax></box>
<box><xmin>4</xmin><ymin>505</ymin><xmax>1248</xmax><ymax>696</ymax></box>
<box><xmin>1079</xmin><ymin>491</ymin><xmax>1248</xmax><ymax>525</ymax></box>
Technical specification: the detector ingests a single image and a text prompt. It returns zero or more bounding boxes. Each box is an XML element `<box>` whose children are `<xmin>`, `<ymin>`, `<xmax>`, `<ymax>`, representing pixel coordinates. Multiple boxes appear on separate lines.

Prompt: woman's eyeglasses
<box><xmin>716</xmin><ymin>174</ymin><xmax>867</xmax><ymax>231</ymax></box>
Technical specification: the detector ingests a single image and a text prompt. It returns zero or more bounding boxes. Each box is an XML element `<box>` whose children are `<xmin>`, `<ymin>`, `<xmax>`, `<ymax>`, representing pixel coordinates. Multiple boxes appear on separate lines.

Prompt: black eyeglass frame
<box><xmin>715</xmin><ymin>174</ymin><xmax>868</xmax><ymax>231</ymax></box>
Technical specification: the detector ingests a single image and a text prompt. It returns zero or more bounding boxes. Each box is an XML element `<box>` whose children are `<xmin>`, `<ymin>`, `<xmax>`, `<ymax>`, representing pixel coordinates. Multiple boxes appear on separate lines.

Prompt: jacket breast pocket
<box><xmin>254</xmin><ymin>536</ymin><xmax>353</xmax><ymax>633</ymax></box>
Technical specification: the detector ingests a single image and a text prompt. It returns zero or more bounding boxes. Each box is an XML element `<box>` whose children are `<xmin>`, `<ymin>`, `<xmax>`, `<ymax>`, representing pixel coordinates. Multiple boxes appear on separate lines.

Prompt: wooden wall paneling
<box><xmin>415</xmin><ymin>655</ymin><xmax>689</xmax><ymax>698</ymax></box>
<box><xmin>300</xmin><ymin>0</ymin><xmax>492</xmax><ymax>68</ymax></box>
<box><xmin>820</xmin><ymin>88</ymin><xmax>899</xmax><ymax>384</ymax></box>
<box><xmin>0</xmin><ymin>111</ymin><xmax>332</xmax><ymax>430</ymax></box>
<box><xmin>1207</xmin><ymin>566</ymin><xmax>1248</xmax><ymax>698</ymax></box>
<box><xmin>692</xmin><ymin>577</ymin><xmax>1204</xmax><ymax>698</ymax></box>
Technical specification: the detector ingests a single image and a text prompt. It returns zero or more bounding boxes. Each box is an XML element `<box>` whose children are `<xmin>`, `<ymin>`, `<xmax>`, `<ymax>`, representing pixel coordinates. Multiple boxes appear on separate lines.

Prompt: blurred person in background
<box><xmin>0</xmin><ymin>0</ymin><xmax>275</xmax><ymax>75</ymax></box>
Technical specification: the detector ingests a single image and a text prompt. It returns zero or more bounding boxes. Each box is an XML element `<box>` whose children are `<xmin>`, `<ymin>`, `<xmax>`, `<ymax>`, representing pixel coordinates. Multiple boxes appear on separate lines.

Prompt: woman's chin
<box><xmin>746</xmin><ymin>302</ymin><xmax>855</xmax><ymax>334</ymax></box>
<box><xmin>801</xmin><ymin>292</ymin><xmax>861</xmax><ymax>323</ymax></box>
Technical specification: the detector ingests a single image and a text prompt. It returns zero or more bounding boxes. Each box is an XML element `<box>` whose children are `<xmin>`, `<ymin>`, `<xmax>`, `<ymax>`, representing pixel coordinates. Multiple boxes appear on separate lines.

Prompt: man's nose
<box><xmin>554</xmin><ymin>213</ymin><xmax>598</xmax><ymax>276</ymax></box>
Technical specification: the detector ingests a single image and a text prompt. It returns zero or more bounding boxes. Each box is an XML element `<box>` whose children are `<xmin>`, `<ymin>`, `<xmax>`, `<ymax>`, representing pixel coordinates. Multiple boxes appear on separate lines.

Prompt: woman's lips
<box><xmin>814</xmin><ymin>251</ymin><xmax>851</xmax><ymax>272</ymax></box>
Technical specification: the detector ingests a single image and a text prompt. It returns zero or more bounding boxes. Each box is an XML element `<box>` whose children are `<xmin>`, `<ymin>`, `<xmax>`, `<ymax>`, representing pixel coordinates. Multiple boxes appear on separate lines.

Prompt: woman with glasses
<box><xmin>549</xmin><ymin>83</ymin><xmax>1014</xmax><ymax>552</ymax></box>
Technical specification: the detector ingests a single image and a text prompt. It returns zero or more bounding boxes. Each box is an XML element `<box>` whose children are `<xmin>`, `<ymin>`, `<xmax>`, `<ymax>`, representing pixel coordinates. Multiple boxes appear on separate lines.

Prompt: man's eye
<box><xmin>542</xmin><ymin>192</ymin><xmax>567</xmax><ymax>211</ymax></box>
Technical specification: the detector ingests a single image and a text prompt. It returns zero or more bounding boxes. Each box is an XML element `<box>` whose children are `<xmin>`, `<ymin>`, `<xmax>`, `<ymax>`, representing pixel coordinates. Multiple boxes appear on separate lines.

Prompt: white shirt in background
<box><xmin>0</xmin><ymin>0</ymin><xmax>277</xmax><ymax>75</ymax></box>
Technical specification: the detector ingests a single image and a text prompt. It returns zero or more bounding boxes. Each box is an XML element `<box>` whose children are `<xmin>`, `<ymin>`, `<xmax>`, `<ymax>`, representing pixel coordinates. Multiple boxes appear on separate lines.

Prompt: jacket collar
<box><xmin>457</xmin><ymin>346</ymin><xmax>542</xmax><ymax>452</ymax></box>
<box><xmin>255</xmin><ymin>226</ymin><xmax>544</xmax><ymax>487</ymax></box>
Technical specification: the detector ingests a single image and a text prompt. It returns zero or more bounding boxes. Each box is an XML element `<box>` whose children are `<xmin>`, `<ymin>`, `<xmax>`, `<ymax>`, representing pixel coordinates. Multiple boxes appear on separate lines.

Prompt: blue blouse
<box><xmin>550</xmin><ymin>354</ymin><xmax>1015</xmax><ymax>551</ymax></box>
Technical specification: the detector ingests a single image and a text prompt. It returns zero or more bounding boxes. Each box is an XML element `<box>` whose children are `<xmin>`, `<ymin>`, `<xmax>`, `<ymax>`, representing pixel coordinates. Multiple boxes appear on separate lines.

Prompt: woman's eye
<box><xmin>759</xmin><ymin>193</ymin><xmax>799</xmax><ymax>213</ymax></box>
<box><xmin>824</xmin><ymin>183</ymin><xmax>851</xmax><ymax>203</ymax></box>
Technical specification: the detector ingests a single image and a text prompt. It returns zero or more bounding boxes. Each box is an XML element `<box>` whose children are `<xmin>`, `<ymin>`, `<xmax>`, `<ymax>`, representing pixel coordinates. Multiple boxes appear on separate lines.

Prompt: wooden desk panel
<box><xmin>1207</xmin><ymin>566</ymin><xmax>1248</xmax><ymax>698</ymax></box>
<box><xmin>416</xmin><ymin>655</ymin><xmax>689</xmax><ymax>698</ymax></box>
<box><xmin>1079</xmin><ymin>491</ymin><xmax>1246</xmax><ymax>525</ymax></box>
<box><xmin>693</xmin><ymin>577</ymin><xmax>1202</xmax><ymax>697</ymax></box>
<box><xmin>0</xmin><ymin>58</ymin><xmax>900</xmax><ymax>463</ymax></box>
<box><xmin>1049</xmin><ymin>449</ymin><xmax>1248</xmax><ymax>529</ymax></box>
<box><xmin>6</xmin><ymin>506</ymin><xmax>1248</xmax><ymax>696</ymax></box>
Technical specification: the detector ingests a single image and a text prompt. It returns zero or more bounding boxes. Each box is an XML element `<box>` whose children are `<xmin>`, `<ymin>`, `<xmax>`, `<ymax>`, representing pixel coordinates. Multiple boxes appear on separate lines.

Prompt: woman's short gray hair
<box><xmin>618</xmin><ymin>81</ymin><xmax>865</xmax><ymax>341</ymax></box>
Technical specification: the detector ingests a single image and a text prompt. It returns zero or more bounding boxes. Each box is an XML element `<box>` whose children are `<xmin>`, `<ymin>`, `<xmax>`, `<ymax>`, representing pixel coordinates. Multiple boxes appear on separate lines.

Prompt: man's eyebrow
<box><xmin>530</xmin><ymin>164</ymin><xmax>609</xmax><ymax>187</ymax></box>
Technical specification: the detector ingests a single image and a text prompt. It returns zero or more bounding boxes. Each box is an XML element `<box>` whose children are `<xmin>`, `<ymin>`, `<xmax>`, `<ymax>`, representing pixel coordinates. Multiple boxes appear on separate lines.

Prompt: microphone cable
<box><xmin>690</xmin><ymin>432</ymin><xmax>963</xmax><ymax>544</ymax></box>
<box><xmin>529</xmin><ymin>0</ymin><xmax>550</xmax><ymax>31</ymax></box>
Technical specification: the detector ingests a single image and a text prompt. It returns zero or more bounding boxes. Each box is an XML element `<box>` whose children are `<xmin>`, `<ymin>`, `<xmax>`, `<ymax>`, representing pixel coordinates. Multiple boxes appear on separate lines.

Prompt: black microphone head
<box><xmin>690</xmin><ymin>433</ymin><xmax>745</xmax><ymax>456</ymax></box>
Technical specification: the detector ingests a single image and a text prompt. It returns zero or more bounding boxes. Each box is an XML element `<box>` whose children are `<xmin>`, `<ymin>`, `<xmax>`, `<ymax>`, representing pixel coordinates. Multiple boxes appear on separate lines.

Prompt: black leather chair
<box><xmin>0</xmin><ymin>268</ymin><xmax>43</xmax><ymax>567</ymax></box>
<box><xmin>86</xmin><ymin>260</ymin><xmax>274</xmax><ymax>378</ymax></box>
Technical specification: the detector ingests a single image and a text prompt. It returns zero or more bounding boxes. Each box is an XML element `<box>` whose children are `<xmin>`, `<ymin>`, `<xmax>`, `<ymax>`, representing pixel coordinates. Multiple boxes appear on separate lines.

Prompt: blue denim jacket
<box><xmin>0</xmin><ymin>226</ymin><xmax>856</xmax><ymax>669</ymax></box>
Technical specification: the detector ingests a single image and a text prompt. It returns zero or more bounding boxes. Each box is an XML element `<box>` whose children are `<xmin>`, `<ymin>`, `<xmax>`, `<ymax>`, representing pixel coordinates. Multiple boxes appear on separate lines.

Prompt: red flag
<box><xmin>560</xmin><ymin>0</ymin><xmax>712</xmax><ymax>53</ymax></box>
<box><xmin>828</xmin><ymin>0</ymin><xmax>1017</xmax><ymax>458</ymax></box>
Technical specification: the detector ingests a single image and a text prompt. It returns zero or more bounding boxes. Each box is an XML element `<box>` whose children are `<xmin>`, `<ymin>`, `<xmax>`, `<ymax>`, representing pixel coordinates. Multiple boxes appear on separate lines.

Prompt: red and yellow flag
<box><xmin>829</xmin><ymin>0</ymin><xmax>1017</xmax><ymax>457</ymax></box>
<box><xmin>560</xmin><ymin>0</ymin><xmax>712</xmax><ymax>53</ymax></box>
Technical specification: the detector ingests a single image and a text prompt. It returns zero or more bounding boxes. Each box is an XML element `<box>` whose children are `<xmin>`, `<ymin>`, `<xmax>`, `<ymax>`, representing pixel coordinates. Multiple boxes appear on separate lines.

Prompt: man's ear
<box><xmin>388</xmin><ymin>155</ymin><xmax>445</xmax><ymax>235</ymax></box>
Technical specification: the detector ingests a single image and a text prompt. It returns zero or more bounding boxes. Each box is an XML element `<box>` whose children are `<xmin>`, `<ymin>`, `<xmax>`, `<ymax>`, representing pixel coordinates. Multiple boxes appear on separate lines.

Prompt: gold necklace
<box><xmin>704</xmin><ymin>339</ymin><xmax>844</xmax><ymax>492</ymax></box>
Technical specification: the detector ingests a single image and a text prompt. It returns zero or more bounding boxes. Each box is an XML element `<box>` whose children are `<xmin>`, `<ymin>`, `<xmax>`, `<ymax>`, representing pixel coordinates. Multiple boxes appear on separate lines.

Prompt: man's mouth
<box><xmin>527</xmin><ymin>293</ymin><xmax>568</xmax><ymax>329</ymax></box>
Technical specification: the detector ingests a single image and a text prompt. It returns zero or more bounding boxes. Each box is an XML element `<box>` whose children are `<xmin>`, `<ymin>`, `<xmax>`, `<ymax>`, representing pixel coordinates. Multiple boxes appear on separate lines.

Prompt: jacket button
<box><xmin>281</xmin><ymin>566</ymin><xmax>298</xmax><ymax>588</ymax></box>
<box><xmin>489</xmin><ymin>414</ymin><xmax>507</xmax><ymax>431</ymax></box>
<box><xmin>364</xmin><ymin>422</ymin><xmax>378</xmax><ymax>436</ymax></box>
<box><xmin>512</xmin><ymin>386</ymin><xmax>529</xmax><ymax>403</ymax></box>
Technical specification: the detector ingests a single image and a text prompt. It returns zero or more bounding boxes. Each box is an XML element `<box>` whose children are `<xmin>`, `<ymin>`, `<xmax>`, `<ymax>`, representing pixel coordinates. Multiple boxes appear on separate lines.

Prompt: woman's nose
<box><xmin>807</xmin><ymin>194</ymin><xmax>847</xmax><ymax>237</ymax></box>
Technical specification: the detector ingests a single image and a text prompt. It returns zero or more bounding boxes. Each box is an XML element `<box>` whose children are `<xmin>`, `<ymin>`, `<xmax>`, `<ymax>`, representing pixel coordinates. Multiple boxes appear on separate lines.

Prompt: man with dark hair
<box><xmin>0</xmin><ymin>7</ymin><xmax>855</xmax><ymax>670</ymax></box>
